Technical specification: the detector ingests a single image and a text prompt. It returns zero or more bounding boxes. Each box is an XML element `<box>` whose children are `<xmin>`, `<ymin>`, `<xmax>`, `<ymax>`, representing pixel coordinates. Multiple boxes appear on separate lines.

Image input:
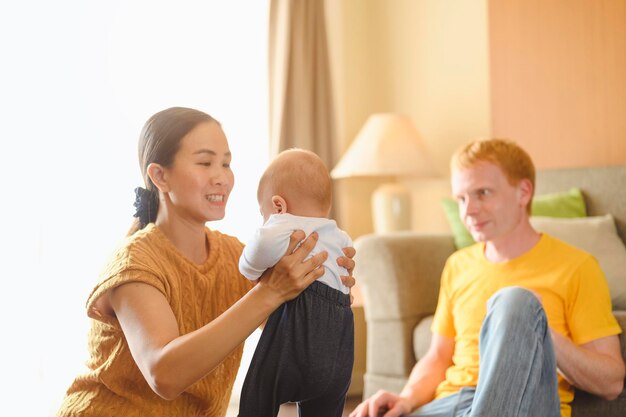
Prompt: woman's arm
<box><xmin>109</xmin><ymin>231</ymin><xmax>327</xmax><ymax>400</ymax></box>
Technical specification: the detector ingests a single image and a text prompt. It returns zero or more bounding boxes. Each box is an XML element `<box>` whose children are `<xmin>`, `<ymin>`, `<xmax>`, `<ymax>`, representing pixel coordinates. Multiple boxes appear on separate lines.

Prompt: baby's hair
<box><xmin>258</xmin><ymin>148</ymin><xmax>332</xmax><ymax>213</ymax></box>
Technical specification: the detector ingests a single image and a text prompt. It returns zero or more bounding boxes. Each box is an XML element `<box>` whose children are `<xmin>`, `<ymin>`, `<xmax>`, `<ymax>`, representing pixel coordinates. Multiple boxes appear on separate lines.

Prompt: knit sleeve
<box><xmin>85</xmin><ymin>235</ymin><xmax>170</xmax><ymax>324</ymax></box>
<box><xmin>86</xmin><ymin>268</ymin><xmax>167</xmax><ymax>324</ymax></box>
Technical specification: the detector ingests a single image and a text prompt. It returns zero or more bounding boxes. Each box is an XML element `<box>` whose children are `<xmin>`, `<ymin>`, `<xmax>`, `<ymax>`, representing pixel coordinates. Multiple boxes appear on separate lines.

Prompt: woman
<box><xmin>56</xmin><ymin>107</ymin><xmax>356</xmax><ymax>417</ymax></box>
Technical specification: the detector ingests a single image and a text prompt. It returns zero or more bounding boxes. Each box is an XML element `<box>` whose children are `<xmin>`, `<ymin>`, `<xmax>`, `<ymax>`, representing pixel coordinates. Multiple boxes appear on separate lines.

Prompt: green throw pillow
<box><xmin>440</xmin><ymin>198</ymin><xmax>476</xmax><ymax>249</ymax></box>
<box><xmin>440</xmin><ymin>188</ymin><xmax>587</xmax><ymax>249</ymax></box>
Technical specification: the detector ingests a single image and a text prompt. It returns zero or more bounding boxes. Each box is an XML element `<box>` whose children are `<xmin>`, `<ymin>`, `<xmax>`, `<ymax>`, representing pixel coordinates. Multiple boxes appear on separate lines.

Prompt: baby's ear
<box><xmin>271</xmin><ymin>195</ymin><xmax>287</xmax><ymax>214</ymax></box>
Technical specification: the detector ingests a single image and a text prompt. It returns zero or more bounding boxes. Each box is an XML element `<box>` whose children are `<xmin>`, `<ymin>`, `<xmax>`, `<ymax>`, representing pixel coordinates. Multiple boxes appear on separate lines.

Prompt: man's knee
<box><xmin>486</xmin><ymin>287</ymin><xmax>544</xmax><ymax>323</ymax></box>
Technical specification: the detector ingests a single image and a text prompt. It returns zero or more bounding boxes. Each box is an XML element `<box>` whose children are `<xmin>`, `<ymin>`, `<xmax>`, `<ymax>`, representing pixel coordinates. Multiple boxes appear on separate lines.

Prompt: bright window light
<box><xmin>1</xmin><ymin>1</ymin><xmax>269</xmax><ymax>415</ymax></box>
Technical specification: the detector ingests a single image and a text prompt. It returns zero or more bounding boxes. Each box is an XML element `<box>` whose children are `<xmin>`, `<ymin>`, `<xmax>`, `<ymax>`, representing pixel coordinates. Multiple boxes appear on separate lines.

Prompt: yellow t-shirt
<box><xmin>57</xmin><ymin>224</ymin><xmax>253</xmax><ymax>417</ymax></box>
<box><xmin>432</xmin><ymin>234</ymin><xmax>621</xmax><ymax>417</ymax></box>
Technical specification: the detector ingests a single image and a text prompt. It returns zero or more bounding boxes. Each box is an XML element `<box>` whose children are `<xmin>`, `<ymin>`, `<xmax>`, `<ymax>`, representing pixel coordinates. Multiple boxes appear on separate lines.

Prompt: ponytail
<box><xmin>127</xmin><ymin>187</ymin><xmax>159</xmax><ymax>236</ymax></box>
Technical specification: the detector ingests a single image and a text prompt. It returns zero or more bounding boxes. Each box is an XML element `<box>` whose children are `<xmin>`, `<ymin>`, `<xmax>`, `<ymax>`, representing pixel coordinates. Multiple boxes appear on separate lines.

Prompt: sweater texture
<box><xmin>56</xmin><ymin>224</ymin><xmax>252</xmax><ymax>417</ymax></box>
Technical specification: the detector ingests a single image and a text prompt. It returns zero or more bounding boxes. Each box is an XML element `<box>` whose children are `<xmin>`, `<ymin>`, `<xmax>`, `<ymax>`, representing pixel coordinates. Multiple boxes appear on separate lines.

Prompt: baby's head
<box><xmin>257</xmin><ymin>149</ymin><xmax>332</xmax><ymax>222</ymax></box>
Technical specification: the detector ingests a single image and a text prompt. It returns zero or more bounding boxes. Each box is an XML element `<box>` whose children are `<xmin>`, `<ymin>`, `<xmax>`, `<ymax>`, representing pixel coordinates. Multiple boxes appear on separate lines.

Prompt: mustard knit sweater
<box><xmin>57</xmin><ymin>224</ymin><xmax>253</xmax><ymax>417</ymax></box>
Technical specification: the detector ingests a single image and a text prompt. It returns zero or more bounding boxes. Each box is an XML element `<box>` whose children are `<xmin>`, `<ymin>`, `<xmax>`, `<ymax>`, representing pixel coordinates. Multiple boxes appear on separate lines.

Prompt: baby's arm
<box><xmin>342</xmin><ymin>231</ymin><xmax>354</xmax><ymax>256</ymax></box>
<box><xmin>239</xmin><ymin>219</ymin><xmax>294</xmax><ymax>280</ymax></box>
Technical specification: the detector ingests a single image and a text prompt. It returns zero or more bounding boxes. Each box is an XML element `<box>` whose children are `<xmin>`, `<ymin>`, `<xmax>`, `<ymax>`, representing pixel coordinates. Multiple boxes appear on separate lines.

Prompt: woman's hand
<box><xmin>338</xmin><ymin>246</ymin><xmax>356</xmax><ymax>304</ymax></box>
<box><xmin>256</xmin><ymin>230</ymin><xmax>327</xmax><ymax>305</ymax></box>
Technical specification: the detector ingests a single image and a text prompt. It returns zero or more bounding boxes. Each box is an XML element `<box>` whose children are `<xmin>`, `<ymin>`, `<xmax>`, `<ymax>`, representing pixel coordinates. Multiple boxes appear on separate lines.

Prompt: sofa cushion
<box><xmin>413</xmin><ymin>315</ymin><xmax>434</xmax><ymax>361</ymax></box>
<box><xmin>440</xmin><ymin>199</ymin><xmax>476</xmax><ymax>249</ymax></box>
<box><xmin>530</xmin><ymin>215</ymin><xmax>626</xmax><ymax>310</ymax></box>
<box><xmin>441</xmin><ymin>188</ymin><xmax>587</xmax><ymax>249</ymax></box>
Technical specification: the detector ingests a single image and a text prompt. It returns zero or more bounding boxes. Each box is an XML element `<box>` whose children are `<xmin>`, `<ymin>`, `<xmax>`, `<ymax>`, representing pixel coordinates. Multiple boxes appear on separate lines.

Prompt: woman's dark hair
<box><xmin>129</xmin><ymin>107</ymin><xmax>218</xmax><ymax>235</ymax></box>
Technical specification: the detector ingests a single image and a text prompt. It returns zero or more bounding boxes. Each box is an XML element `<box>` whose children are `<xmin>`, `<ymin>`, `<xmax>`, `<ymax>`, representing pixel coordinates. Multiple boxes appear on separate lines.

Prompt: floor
<box><xmin>227</xmin><ymin>393</ymin><xmax>362</xmax><ymax>416</ymax></box>
<box><xmin>226</xmin><ymin>396</ymin><xmax>361</xmax><ymax>417</ymax></box>
<box><xmin>276</xmin><ymin>396</ymin><xmax>361</xmax><ymax>417</ymax></box>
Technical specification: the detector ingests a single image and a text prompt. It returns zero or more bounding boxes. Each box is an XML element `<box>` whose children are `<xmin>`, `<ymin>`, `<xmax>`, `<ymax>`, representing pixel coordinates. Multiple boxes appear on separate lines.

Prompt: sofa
<box><xmin>354</xmin><ymin>165</ymin><xmax>626</xmax><ymax>416</ymax></box>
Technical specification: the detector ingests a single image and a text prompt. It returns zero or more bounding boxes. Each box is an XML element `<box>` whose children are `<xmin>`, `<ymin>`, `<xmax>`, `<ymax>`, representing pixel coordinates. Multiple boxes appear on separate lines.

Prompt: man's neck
<box><xmin>484</xmin><ymin>222</ymin><xmax>541</xmax><ymax>263</ymax></box>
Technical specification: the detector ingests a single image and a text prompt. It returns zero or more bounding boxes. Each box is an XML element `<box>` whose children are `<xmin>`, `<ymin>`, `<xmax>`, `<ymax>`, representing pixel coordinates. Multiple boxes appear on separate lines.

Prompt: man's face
<box><xmin>451</xmin><ymin>161</ymin><xmax>531</xmax><ymax>244</ymax></box>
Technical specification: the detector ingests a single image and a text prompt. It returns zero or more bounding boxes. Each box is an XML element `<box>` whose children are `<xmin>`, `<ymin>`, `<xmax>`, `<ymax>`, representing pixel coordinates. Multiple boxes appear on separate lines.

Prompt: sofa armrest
<box><xmin>354</xmin><ymin>232</ymin><xmax>456</xmax><ymax>394</ymax></box>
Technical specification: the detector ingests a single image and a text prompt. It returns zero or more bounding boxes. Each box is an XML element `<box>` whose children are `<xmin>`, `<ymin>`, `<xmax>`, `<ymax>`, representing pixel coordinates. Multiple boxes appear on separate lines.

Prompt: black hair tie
<box><xmin>133</xmin><ymin>187</ymin><xmax>158</xmax><ymax>228</ymax></box>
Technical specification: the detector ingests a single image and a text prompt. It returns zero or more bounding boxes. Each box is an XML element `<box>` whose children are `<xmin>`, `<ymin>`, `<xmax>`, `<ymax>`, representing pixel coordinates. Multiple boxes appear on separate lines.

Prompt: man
<box><xmin>350</xmin><ymin>139</ymin><xmax>624</xmax><ymax>417</ymax></box>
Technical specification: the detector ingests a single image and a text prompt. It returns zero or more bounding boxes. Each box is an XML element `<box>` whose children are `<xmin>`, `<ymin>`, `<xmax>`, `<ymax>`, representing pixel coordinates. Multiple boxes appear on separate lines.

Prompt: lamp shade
<box><xmin>330</xmin><ymin>113</ymin><xmax>433</xmax><ymax>179</ymax></box>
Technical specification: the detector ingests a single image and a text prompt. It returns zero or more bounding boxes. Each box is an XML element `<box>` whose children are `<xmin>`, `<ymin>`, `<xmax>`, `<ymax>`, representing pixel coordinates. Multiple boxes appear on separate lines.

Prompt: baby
<box><xmin>238</xmin><ymin>148</ymin><xmax>354</xmax><ymax>417</ymax></box>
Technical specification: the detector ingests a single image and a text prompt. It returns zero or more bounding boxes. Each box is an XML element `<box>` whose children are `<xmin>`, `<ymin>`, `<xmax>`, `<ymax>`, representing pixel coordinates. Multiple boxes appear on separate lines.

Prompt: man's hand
<box><xmin>349</xmin><ymin>390</ymin><xmax>413</xmax><ymax>417</ymax></box>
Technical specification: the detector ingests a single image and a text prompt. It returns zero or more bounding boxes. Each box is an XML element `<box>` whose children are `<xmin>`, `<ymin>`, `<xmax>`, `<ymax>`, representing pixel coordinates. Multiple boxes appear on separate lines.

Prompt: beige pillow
<box><xmin>530</xmin><ymin>214</ymin><xmax>626</xmax><ymax>310</ymax></box>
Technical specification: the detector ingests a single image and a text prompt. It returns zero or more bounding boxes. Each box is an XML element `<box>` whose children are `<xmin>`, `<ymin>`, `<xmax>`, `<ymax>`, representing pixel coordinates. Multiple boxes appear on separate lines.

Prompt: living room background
<box><xmin>326</xmin><ymin>0</ymin><xmax>626</xmax><ymax>239</ymax></box>
<box><xmin>2</xmin><ymin>0</ymin><xmax>625</xmax><ymax>415</ymax></box>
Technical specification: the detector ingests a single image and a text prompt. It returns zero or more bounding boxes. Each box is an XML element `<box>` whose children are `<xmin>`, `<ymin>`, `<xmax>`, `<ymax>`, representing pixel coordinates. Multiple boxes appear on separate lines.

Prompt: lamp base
<box><xmin>371</xmin><ymin>183</ymin><xmax>411</xmax><ymax>233</ymax></box>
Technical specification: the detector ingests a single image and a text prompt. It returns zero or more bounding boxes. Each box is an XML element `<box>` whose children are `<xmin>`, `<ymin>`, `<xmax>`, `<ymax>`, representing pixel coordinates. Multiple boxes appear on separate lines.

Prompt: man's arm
<box><xmin>399</xmin><ymin>333</ymin><xmax>455</xmax><ymax>408</ymax></box>
<box><xmin>551</xmin><ymin>331</ymin><xmax>625</xmax><ymax>400</ymax></box>
<box><xmin>349</xmin><ymin>333</ymin><xmax>454</xmax><ymax>417</ymax></box>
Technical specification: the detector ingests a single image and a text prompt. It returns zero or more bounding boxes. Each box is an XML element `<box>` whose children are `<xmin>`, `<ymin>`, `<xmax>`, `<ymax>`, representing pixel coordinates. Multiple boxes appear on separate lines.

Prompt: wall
<box><xmin>489</xmin><ymin>0</ymin><xmax>626</xmax><ymax>169</ymax></box>
<box><xmin>329</xmin><ymin>0</ymin><xmax>626</xmax><ymax>238</ymax></box>
<box><xmin>327</xmin><ymin>0</ymin><xmax>491</xmax><ymax>239</ymax></box>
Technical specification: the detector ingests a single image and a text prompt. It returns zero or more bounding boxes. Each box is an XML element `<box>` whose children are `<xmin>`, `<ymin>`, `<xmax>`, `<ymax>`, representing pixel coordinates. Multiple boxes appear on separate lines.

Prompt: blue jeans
<box><xmin>408</xmin><ymin>287</ymin><xmax>561</xmax><ymax>417</ymax></box>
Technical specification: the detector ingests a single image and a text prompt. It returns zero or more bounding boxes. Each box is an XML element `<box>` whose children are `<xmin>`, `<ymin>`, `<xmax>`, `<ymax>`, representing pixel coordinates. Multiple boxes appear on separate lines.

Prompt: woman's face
<box><xmin>163</xmin><ymin>121</ymin><xmax>234</xmax><ymax>224</ymax></box>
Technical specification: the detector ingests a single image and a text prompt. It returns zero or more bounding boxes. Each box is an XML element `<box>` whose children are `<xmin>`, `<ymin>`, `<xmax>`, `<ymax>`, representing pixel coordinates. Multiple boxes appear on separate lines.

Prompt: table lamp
<box><xmin>331</xmin><ymin>113</ymin><xmax>433</xmax><ymax>233</ymax></box>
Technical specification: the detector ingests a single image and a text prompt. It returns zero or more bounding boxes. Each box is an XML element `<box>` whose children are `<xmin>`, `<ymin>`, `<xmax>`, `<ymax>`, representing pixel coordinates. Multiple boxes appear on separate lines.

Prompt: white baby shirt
<box><xmin>239</xmin><ymin>213</ymin><xmax>352</xmax><ymax>294</ymax></box>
